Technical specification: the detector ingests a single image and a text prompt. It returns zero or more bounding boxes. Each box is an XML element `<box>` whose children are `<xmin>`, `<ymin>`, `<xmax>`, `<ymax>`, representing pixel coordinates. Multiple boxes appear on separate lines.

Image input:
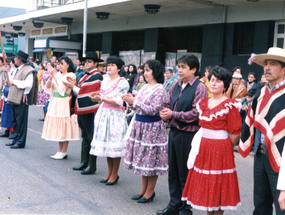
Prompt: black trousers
<box><xmin>77</xmin><ymin>113</ymin><xmax>94</xmax><ymax>164</ymax></box>
<box><xmin>253</xmin><ymin>153</ymin><xmax>285</xmax><ymax>215</ymax></box>
<box><xmin>167</xmin><ymin>128</ymin><xmax>195</xmax><ymax>212</ymax></box>
<box><xmin>11</xmin><ymin>101</ymin><xmax>29</xmax><ymax>147</ymax></box>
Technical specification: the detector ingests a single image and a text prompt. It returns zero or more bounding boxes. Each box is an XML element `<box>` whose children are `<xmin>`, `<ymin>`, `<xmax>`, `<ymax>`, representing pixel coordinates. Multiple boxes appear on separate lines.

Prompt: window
<box><xmin>274</xmin><ymin>22</ymin><xmax>285</xmax><ymax>49</ymax></box>
<box><xmin>233</xmin><ymin>22</ymin><xmax>254</xmax><ymax>55</ymax></box>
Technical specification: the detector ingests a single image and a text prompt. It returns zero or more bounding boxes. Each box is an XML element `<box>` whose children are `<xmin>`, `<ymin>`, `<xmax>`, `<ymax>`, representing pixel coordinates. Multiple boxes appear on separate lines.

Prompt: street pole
<box><xmin>82</xmin><ymin>0</ymin><xmax>88</xmax><ymax>57</ymax></box>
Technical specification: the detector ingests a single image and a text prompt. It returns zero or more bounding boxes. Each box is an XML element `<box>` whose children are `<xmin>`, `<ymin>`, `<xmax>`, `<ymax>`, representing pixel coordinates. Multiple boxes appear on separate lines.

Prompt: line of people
<box><xmin>1</xmin><ymin>47</ymin><xmax>285</xmax><ymax>215</ymax></box>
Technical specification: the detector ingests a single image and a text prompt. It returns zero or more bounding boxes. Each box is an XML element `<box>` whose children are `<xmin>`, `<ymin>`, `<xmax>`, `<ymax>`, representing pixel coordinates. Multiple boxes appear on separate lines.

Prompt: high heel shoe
<box><xmin>100</xmin><ymin>178</ymin><xmax>109</xmax><ymax>183</ymax></box>
<box><xmin>137</xmin><ymin>192</ymin><xmax>155</xmax><ymax>203</ymax></box>
<box><xmin>131</xmin><ymin>194</ymin><xmax>143</xmax><ymax>200</ymax></box>
<box><xmin>105</xmin><ymin>176</ymin><xmax>119</xmax><ymax>185</ymax></box>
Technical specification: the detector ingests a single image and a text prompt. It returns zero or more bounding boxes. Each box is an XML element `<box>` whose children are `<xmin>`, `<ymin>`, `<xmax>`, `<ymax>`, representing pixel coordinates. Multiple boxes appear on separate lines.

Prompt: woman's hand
<box><xmin>160</xmin><ymin>108</ymin><xmax>172</xmax><ymax>121</ymax></box>
<box><xmin>63</xmin><ymin>76</ymin><xmax>75</xmax><ymax>89</ymax></box>
<box><xmin>49</xmin><ymin>68</ymin><xmax>57</xmax><ymax>80</ymax></box>
<box><xmin>122</xmin><ymin>93</ymin><xmax>135</xmax><ymax>105</ymax></box>
<box><xmin>89</xmin><ymin>91</ymin><xmax>101</xmax><ymax>102</ymax></box>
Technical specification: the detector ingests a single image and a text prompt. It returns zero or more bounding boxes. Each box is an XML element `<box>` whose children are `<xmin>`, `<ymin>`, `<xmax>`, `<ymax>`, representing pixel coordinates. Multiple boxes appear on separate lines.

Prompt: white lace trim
<box><xmin>181</xmin><ymin>198</ymin><xmax>241</xmax><ymax>211</ymax></box>
<box><xmin>124</xmin><ymin>160</ymin><xmax>168</xmax><ymax>171</ymax></box>
<box><xmin>128</xmin><ymin>137</ymin><xmax>168</xmax><ymax>146</ymax></box>
<box><xmin>194</xmin><ymin>166</ymin><xmax>237</xmax><ymax>175</ymax></box>
<box><xmin>197</xmin><ymin>100</ymin><xmax>242</xmax><ymax>122</ymax></box>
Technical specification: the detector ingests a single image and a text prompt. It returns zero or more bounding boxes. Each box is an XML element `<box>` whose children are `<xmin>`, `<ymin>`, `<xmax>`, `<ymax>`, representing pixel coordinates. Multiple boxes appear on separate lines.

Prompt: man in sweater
<box><xmin>158</xmin><ymin>55</ymin><xmax>208</xmax><ymax>215</ymax></box>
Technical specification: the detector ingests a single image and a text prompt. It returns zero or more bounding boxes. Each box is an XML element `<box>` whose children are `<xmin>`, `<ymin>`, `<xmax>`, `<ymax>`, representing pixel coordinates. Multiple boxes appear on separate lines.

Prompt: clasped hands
<box><xmin>62</xmin><ymin>76</ymin><xmax>75</xmax><ymax>89</ymax></box>
<box><xmin>90</xmin><ymin>91</ymin><xmax>102</xmax><ymax>102</ymax></box>
<box><xmin>160</xmin><ymin>108</ymin><xmax>172</xmax><ymax>121</ymax></box>
<box><xmin>122</xmin><ymin>94</ymin><xmax>135</xmax><ymax>105</ymax></box>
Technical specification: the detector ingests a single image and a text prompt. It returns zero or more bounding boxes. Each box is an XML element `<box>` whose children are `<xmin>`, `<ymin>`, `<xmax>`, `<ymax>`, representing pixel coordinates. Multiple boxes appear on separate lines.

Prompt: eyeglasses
<box><xmin>85</xmin><ymin>59</ymin><xmax>94</xmax><ymax>63</ymax></box>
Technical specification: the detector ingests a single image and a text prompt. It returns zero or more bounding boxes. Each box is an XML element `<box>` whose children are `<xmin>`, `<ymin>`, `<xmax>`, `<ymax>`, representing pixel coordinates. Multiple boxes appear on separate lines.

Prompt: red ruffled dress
<box><xmin>182</xmin><ymin>97</ymin><xmax>242</xmax><ymax>211</ymax></box>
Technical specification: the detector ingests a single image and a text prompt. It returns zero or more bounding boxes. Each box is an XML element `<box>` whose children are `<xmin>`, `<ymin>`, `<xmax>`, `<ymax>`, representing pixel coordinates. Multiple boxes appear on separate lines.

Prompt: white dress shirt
<box><xmin>12</xmin><ymin>64</ymin><xmax>34</xmax><ymax>95</ymax></box>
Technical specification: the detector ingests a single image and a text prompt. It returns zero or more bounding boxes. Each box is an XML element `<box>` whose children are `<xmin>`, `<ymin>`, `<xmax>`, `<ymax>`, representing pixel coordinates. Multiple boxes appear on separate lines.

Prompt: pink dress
<box><xmin>41</xmin><ymin>72</ymin><xmax>80</xmax><ymax>141</ymax></box>
<box><xmin>182</xmin><ymin>98</ymin><xmax>241</xmax><ymax>211</ymax></box>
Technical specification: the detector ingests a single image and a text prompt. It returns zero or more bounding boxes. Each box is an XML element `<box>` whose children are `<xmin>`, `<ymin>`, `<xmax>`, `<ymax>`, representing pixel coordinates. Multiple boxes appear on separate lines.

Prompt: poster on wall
<box><xmin>177</xmin><ymin>50</ymin><xmax>187</xmax><ymax>60</ymax></box>
<box><xmin>100</xmin><ymin>53</ymin><xmax>110</xmax><ymax>63</ymax></box>
<box><xmin>165</xmin><ymin>52</ymin><xmax>177</xmax><ymax>67</ymax></box>
<box><xmin>141</xmin><ymin>51</ymin><xmax>156</xmax><ymax>64</ymax></box>
<box><xmin>188</xmin><ymin>52</ymin><xmax>202</xmax><ymax>64</ymax></box>
<box><xmin>119</xmin><ymin>50</ymin><xmax>141</xmax><ymax>67</ymax></box>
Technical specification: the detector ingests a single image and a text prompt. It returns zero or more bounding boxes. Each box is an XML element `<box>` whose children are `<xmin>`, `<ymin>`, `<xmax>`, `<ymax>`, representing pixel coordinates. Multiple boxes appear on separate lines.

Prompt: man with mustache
<box><xmin>239</xmin><ymin>47</ymin><xmax>285</xmax><ymax>215</ymax></box>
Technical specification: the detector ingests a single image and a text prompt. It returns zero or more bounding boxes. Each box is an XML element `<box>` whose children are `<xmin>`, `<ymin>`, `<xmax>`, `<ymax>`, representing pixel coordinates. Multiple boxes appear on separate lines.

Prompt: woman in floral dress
<box><xmin>122</xmin><ymin>60</ymin><xmax>168</xmax><ymax>203</ymax></box>
<box><xmin>89</xmin><ymin>56</ymin><xmax>129</xmax><ymax>185</ymax></box>
<box><xmin>42</xmin><ymin>56</ymin><xmax>80</xmax><ymax>160</ymax></box>
<box><xmin>36</xmin><ymin>62</ymin><xmax>51</xmax><ymax>120</ymax></box>
<box><xmin>181</xmin><ymin>66</ymin><xmax>241</xmax><ymax>215</ymax></box>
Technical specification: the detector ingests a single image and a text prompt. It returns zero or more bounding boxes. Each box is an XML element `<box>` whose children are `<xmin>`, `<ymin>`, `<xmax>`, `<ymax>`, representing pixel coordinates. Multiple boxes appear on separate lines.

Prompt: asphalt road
<box><xmin>0</xmin><ymin>106</ymin><xmax>254</xmax><ymax>215</ymax></box>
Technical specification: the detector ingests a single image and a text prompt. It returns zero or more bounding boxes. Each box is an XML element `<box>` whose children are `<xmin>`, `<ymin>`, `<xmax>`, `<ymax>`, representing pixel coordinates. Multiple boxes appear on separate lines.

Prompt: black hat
<box><xmin>81</xmin><ymin>52</ymin><xmax>103</xmax><ymax>62</ymax></box>
<box><xmin>14</xmin><ymin>50</ymin><xmax>28</xmax><ymax>63</ymax></box>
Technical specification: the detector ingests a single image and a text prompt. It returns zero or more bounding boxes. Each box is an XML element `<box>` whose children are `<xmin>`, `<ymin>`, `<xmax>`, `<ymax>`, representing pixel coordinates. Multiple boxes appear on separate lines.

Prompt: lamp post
<box><xmin>82</xmin><ymin>0</ymin><xmax>88</xmax><ymax>57</ymax></box>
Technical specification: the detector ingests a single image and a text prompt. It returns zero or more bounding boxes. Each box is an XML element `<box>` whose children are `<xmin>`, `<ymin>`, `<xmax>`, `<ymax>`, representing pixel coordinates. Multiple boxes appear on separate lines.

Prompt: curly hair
<box><xmin>208</xmin><ymin>65</ymin><xmax>232</xmax><ymax>91</ymax></box>
<box><xmin>144</xmin><ymin>60</ymin><xmax>164</xmax><ymax>84</ymax></box>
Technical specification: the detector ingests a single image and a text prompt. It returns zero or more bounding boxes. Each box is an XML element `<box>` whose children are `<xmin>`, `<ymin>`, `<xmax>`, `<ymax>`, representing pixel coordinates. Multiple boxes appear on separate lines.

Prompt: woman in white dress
<box><xmin>89</xmin><ymin>56</ymin><xmax>129</xmax><ymax>185</ymax></box>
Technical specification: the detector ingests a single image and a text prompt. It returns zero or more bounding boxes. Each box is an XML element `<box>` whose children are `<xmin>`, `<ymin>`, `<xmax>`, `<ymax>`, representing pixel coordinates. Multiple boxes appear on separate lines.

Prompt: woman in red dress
<box><xmin>182</xmin><ymin>65</ymin><xmax>242</xmax><ymax>215</ymax></box>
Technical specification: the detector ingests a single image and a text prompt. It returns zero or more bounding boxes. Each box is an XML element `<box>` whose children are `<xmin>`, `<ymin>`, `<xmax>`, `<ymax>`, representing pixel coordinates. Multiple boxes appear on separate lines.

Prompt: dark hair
<box><xmin>0</xmin><ymin>57</ymin><xmax>3</xmax><ymax>63</ymax></box>
<box><xmin>58</xmin><ymin>56</ymin><xmax>75</xmax><ymax>73</ymax></box>
<box><xmin>128</xmin><ymin>64</ymin><xmax>137</xmax><ymax>74</ymax></box>
<box><xmin>145</xmin><ymin>59</ymin><xmax>164</xmax><ymax>84</ymax></box>
<box><xmin>166</xmin><ymin>69</ymin><xmax>173</xmax><ymax>74</ymax></box>
<box><xmin>248</xmin><ymin>72</ymin><xmax>257</xmax><ymax>82</ymax></box>
<box><xmin>107</xmin><ymin>56</ymin><xmax>124</xmax><ymax>70</ymax></box>
<box><xmin>208</xmin><ymin>65</ymin><xmax>232</xmax><ymax>91</ymax></box>
<box><xmin>177</xmin><ymin>54</ymin><xmax>200</xmax><ymax>72</ymax></box>
<box><xmin>232</xmin><ymin>66</ymin><xmax>243</xmax><ymax>75</ymax></box>
<box><xmin>247</xmin><ymin>90</ymin><xmax>256</xmax><ymax>97</ymax></box>
<box><xmin>138</xmin><ymin>65</ymin><xmax>144</xmax><ymax>70</ymax></box>
<box><xmin>278</xmin><ymin>61</ymin><xmax>285</xmax><ymax>68</ymax></box>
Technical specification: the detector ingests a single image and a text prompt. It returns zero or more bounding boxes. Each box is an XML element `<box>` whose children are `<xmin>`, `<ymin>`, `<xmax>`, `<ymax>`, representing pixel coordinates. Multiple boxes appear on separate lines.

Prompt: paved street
<box><xmin>0</xmin><ymin>106</ymin><xmax>254</xmax><ymax>214</ymax></box>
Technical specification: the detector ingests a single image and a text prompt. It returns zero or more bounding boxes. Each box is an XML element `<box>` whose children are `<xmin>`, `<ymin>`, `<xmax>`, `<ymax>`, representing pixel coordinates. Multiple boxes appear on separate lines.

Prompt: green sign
<box><xmin>0</xmin><ymin>44</ymin><xmax>18</xmax><ymax>53</ymax></box>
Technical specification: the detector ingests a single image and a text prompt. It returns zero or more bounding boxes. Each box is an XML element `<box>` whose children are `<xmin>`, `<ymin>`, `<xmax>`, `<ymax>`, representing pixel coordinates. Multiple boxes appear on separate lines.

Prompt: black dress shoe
<box><xmin>81</xmin><ymin>166</ymin><xmax>96</xmax><ymax>175</ymax></box>
<box><xmin>106</xmin><ymin>176</ymin><xmax>119</xmax><ymax>185</ymax></box>
<box><xmin>156</xmin><ymin>208</ymin><xmax>179</xmax><ymax>215</ymax></box>
<box><xmin>178</xmin><ymin>210</ymin><xmax>193</xmax><ymax>215</ymax></box>
<box><xmin>6</xmin><ymin>141</ymin><xmax>15</xmax><ymax>146</ymax></box>
<box><xmin>131</xmin><ymin>194</ymin><xmax>143</xmax><ymax>200</ymax></box>
<box><xmin>100</xmin><ymin>178</ymin><xmax>109</xmax><ymax>183</ymax></box>
<box><xmin>0</xmin><ymin>130</ymin><xmax>9</xmax><ymax>137</ymax></box>
<box><xmin>73</xmin><ymin>163</ymin><xmax>88</xmax><ymax>171</ymax></box>
<box><xmin>8</xmin><ymin>132</ymin><xmax>15</xmax><ymax>139</ymax></box>
<box><xmin>137</xmin><ymin>192</ymin><xmax>155</xmax><ymax>203</ymax></box>
<box><xmin>39</xmin><ymin>118</ymin><xmax>45</xmax><ymax>121</ymax></box>
<box><xmin>10</xmin><ymin>144</ymin><xmax>24</xmax><ymax>149</ymax></box>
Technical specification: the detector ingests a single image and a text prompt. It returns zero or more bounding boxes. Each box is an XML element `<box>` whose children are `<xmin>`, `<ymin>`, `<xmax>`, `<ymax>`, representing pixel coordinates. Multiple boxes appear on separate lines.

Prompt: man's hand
<box><xmin>63</xmin><ymin>76</ymin><xmax>75</xmax><ymax>89</ymax></box>
<box><xmin>279</xmin><ymin>190</ymin><xmax>285</xmax><ymax>210</ymax></box>
<box><xmin>160</xmin><ymin>108</ymin><xmax>172</xmax><ymax>121</ymax></box>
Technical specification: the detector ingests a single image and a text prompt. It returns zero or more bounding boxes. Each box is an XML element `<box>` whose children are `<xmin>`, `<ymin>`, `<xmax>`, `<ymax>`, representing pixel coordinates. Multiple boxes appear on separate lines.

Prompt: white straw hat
<box><xmin>253</xmin><ymin>47</ymin><xmax>285</xmax><ymax>66</ymax></box>
<box><xmin>232</xmin><ymin>73</ymin><xmax>242</xmax><ymax>79</ymax></box>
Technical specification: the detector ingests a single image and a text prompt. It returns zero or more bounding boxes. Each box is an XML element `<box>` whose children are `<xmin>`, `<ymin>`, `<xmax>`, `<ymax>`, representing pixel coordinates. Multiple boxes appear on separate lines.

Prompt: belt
<box><xmin>135</xmin><ymin>114</ymin><xmax>162</xmax><ymax>123</ymax></box>
<box><xmin>258</xmin><ymin>144</ymin><xmax>266</xmax><ymax>155</ymax></box>
<box><xmin>53</xmin><ymin>92</ymin><xmax>69</xmax><ymax>98</ymax></box>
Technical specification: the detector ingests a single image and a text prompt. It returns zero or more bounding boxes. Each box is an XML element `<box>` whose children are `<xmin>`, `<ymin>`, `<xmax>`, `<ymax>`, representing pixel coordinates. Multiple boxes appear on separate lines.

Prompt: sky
<box><xmin>0</xmin><ymin>0</ymin><xmax>26</xmax><ymax>8</ymax></box>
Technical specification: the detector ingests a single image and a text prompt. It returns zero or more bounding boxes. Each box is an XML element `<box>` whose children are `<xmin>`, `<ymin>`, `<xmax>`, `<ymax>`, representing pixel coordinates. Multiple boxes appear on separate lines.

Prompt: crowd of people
<box><xmin>1</xmin><ymin>46</ymin><xmax>285</xmax><ymax>215</ymax></box>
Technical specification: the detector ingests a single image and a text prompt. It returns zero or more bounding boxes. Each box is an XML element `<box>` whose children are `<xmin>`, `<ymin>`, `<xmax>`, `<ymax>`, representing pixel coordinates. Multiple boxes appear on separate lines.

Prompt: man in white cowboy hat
<box><xmin>239</xmin><ymin>47</ymin><xmax>285</xmax><ymax>214</ymax></box>
<box><xmin>5</xmin><ymin>50</ymin><xmax>38</xmax><ymax>149</ymax></box>
<box><xmin>63</xmin><ymin>51</ymin><xmax>104</xmax><ymax>175</ymax></box>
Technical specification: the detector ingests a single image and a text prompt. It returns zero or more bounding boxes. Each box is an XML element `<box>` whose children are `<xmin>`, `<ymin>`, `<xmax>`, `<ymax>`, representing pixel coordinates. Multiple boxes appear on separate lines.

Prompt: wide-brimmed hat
<box><xmin>14</xmin><ymin>50</ymin><xmax>29</xmax><ymax>63</ymax></box>
<box><xmin>81</xmin><ymin>52</ymin><xmax>103</xmax><ymax>62</ymax></box>
<box><xmin>253</xmin><ymin>47</ymin><xmax>285</xmax><ymax>66</ymax></box>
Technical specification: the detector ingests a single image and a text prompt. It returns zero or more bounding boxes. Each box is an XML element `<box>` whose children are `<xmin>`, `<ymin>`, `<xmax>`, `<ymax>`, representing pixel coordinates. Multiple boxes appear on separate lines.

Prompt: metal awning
<box><xmin>33</xmin><ymin>48</ymin><xmax>45</xmax><ymax>52</ymax></box>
